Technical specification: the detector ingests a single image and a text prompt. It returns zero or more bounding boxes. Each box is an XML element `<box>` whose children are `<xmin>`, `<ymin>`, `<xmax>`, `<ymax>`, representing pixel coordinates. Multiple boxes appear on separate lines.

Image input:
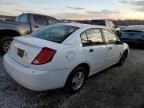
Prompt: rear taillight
<box><xmin>32</xmin><ymin>47</ymin><xmax>56</xmax><ymax>65</ymax></box>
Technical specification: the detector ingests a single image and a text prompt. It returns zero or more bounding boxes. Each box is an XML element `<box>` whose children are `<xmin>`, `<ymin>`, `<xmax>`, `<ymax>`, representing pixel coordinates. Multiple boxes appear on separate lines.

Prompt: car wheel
<box><xmin>118</xmin><ymin>50</ymin><xmax>128</xmax><ymax>66</ymax></box>
<box><xmin>0</xmin><ymin>37</ymin><xmax>12</xmax><ymax>53</ymax></box>
<box><xmin>65</xmin><ymin>67</ymin><xmax>86</xmax><ymax>93</ymax></box>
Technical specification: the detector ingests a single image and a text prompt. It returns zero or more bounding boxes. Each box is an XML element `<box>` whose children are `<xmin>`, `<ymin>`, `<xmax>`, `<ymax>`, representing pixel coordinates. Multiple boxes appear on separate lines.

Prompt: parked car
<box><xmin>3</xmin><ymin>23</ymin><xmax>129</xmax><ymax>93</ymax></box>
<box><xmin>90</xmin><ymin>19</ymin><xmax>119</xmax><ymax>36</ymax></box>
<box><xmin>0</xmin><ymin>13</ymin><xmax>59</xmax><ymax>53</ymax></box>
<box><xmin>120</xmin><ymin>25</ymin><xmax>144</xmax><ymax>45</ymax></box>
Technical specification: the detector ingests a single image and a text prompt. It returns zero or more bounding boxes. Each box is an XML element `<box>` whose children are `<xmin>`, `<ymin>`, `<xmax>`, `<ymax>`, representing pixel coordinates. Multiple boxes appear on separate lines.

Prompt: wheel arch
<box><xmin>0</xmin><ymin>29</ymin><xmax>21</xmax><ymax>39</ymax></box>
<box><xmin>74</xmin><ymin>63</ymin><xmax>90</xmax><ymax>78</ymax></box>
<box><xmin>65</xmin><ymin>62</ymin><xmax>90</xmax><ymax>86</ymax></box>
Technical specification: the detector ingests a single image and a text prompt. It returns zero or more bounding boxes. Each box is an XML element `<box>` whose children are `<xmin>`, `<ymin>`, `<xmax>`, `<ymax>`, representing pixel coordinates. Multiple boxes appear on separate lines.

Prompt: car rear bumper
<box><xmin>3</xmin><ymin>54</ymin><xmax>71</xmax><ymax>91</ymax></box>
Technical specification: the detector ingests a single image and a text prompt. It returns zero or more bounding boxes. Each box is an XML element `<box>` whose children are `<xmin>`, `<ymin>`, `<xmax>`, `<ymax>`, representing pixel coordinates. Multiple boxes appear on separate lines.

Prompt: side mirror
<box><xmin>115</xmin><ymin>40</ymin><xmax>123</xmax><ymax>45</ymax></box>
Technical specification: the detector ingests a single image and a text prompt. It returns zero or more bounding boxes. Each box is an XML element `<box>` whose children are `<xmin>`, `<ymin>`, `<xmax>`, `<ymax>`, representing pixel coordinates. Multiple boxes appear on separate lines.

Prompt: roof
<box><xmin>56</xmin><ymin>22</ymin><xmax>106</xmax><ymax>29</ymax></box>
<box><xmin>125</xmin><ymin>25</ymin><xmax>144</xmax><ymax>32</ymax></box>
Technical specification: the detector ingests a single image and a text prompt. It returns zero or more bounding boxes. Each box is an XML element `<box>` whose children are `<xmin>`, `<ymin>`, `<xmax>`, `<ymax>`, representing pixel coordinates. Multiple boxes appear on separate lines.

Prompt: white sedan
<box><xmin>3</xmin><ymin>23</ymin><xmax>129</xmax><ymax>93</ymax></box>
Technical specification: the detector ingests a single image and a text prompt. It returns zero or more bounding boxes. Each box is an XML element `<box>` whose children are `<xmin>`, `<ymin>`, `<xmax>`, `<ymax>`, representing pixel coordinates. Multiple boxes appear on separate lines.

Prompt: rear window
<box><xmin>31</xmin><ymin>25</ymin><xmax>79</xmax><ymax>43</ymax></box>
<box><xmin>91</xmin><ymin>20</ymin><xmax>105</xmax><ymax>26</ymax></box>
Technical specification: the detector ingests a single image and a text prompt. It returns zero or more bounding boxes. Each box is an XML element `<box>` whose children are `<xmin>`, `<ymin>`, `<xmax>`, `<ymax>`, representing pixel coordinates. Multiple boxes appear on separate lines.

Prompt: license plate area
<box><xmin>17</xmin><ymin>48</ymin><xmax>24</xmax><ymax>57</ymax></box>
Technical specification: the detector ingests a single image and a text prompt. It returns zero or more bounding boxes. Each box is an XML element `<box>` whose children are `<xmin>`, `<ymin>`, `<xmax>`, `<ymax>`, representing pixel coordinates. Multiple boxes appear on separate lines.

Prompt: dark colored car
<box><xmin>120</xmin><ymin>25</ymin><xmax>144</xmax><ymax>45</ymax></box>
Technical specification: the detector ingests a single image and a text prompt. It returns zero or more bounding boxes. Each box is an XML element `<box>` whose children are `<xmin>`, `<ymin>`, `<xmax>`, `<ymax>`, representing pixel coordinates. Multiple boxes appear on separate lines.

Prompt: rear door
<box><xmin>9</xmin><ymin>37</ymin><xmax>43</xmax><ymax>67</ymax></box>
<box><xmin>102</xmin><ymin>29</ymin><xmax>122</xmax><ymax>65</ymax></box>
<box><xmin>81</xmin><ymin>28</ymin><xmax>107</xmax><ymax>74</ymax></box>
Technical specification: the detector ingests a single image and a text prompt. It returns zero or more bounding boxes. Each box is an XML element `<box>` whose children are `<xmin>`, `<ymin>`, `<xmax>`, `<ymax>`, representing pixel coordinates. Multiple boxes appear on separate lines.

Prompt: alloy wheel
<box><xmin>71</xmin><ymin>71</ymin><xmax>85</xmax><ymax>91</ymax></box>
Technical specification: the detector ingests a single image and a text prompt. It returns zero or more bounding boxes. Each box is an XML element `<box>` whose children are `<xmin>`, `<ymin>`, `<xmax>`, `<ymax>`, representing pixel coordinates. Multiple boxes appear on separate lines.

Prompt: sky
<box><xmin>0</xmin><ymin>0</ymin><xmax>144</xmax><ymax>20</ymax></box>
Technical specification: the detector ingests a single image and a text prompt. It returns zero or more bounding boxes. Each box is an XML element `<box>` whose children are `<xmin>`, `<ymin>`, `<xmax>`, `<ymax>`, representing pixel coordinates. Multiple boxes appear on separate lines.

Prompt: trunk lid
<box><xmin>8</xmin><ymin>36</ymin><xmax>60</xmax><ymax>67</ymax></box>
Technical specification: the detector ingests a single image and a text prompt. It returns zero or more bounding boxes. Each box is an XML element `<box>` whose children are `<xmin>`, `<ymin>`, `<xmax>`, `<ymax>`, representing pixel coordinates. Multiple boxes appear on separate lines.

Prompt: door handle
<box><xmin>89</xmin><ymin>49</ymin><xmax>94</xmax><ymax>52</ymax></box>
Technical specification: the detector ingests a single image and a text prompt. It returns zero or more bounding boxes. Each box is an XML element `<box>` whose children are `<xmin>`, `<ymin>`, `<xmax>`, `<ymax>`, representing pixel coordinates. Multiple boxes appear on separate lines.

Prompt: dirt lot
<box><xmin>0</xmin><ymin>48</ymin><xmax>144</xmax><ymax>108</ymax></box>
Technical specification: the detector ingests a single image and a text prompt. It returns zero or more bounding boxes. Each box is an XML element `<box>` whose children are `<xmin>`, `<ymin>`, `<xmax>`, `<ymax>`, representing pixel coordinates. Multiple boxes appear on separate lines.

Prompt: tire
<box><xmin>65</xmin><ymin>67</ymin><xmax>87</xmax><ymax>93</ymax></box>
<box><xmin>0</xmin><ymin>37</ymin><xmax>13</xmax><ymax>53</ymax></box>
<box><xmin>118</xmin><ymin>50</ymin><xmax>128</xmax><ymax>66</ymax></box>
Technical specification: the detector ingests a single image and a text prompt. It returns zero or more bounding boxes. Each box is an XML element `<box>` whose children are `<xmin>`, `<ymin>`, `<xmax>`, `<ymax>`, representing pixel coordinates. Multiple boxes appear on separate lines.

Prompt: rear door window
<box><xmin>81</xmin><ymin>28</ymin><xmax>104</xmax><ymax>46</ymax></box>
<box><xmin>33</xmin><ymin>15</ymin><xmax>47</xmax><ymax>25</ymax></box>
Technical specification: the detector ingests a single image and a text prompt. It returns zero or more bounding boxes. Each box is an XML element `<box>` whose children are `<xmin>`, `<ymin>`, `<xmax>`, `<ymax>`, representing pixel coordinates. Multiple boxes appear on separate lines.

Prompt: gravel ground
<box><xmin>0</xmin><ymin>48</ymin><xmax>144</xmax><ymax>108</ymax></box>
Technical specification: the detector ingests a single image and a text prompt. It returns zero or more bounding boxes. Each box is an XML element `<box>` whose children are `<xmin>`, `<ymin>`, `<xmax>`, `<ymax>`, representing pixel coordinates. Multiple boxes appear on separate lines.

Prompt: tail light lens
<box><xmin>32</xmin><ymin>47</ymin><xmax>56</xmax><ymax>65</ymax></box>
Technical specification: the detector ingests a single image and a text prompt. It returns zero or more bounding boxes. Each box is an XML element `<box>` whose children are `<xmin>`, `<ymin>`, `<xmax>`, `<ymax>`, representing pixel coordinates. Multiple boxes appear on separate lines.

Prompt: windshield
<box><xmin>31</xmin><ymin>24</ymin><xmax>79</xmax><ymax>43</ymax></box>
<box><xmin>91</xmin><ymin>20</ymin><xmax>105</xmax><ymax>26</ymax></box>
